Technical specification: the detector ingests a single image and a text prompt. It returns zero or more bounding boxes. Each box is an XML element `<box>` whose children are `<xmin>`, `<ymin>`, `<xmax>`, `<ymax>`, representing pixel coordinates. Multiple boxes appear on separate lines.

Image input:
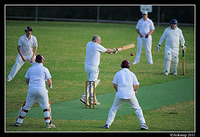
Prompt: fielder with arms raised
<box><xmin>103</xmin><ymin>60</ymin><xmax>148</xmax><ymax>130</ymax></box>
<box><xmin>14</xmin><ymin>54</ymin><xmax>55</xmax><ymax>128</ymax></box>
<box><xmin>157</xmin><ymin>19</ymin><xmax>185</xmax><ymax>75</ymax></box>
<box><xmin>80</xmin><ymin>35</ymin><xmax>117</xmax><ymax>105</ymax></box>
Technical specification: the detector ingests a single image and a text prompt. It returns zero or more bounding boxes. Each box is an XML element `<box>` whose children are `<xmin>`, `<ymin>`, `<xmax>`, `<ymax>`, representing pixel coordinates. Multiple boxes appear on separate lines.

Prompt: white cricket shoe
<box><xmin>172</xmin><ymin>71</ymin><xmax>177</xmax><ymax>76</ymax></box>
<box><xmin>95</xmin><ymin>100</ymin><xmax>101</xmax><ymax>105</ymax></box>
<box><xmin>103</xmin><ymin>124</ymin><xmax>110</xmax><ymax>129</ymax></box>
<box><xmin>46</xmin><ymin>123</ymin><xmax>56</xmax><ymax>128</ymax></box>
<box><xmin>80</xmin><ymin>97</ymin><xmax>89</xmax><ymax>106</ymax></box>
<box><xmin>80</xmin><ymin>96</ymin><xmax>100</xmax><ymax>105</ymax></box>
<box><xmin>164</xmin><ymin>72</ymin><xmax>168</xmax><ymax>76</ymax></box>
<box><xmin>132</xmin><ymin>61</ymin><xmax>139</xmax><ymax>65</ymax></box>
<box><xmin>7</xmin><ymin>77</ymin><xmax>12</xmax><ymax>82</ymax></box>
<box><xmin>14</xmin><ymin>122</ymin><xmax>20</xmax><ymax>127</ymax></box>
<box><xmin>91</xmin><ymin>99</ymin><xmax>101</xmax><ymax>105</ymax></box>
<box><xmin>141</xmin><ymin>124</ymin><xmax>148</xmax><ymax>130</ymax></box>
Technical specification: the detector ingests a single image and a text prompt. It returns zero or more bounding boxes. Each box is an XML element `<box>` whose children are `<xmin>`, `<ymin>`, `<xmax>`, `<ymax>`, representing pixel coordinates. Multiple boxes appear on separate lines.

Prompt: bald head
<box><xmin>92</xmin><ymin>35</ymin><xmax>101</xmax><ymax>44</ymax></box>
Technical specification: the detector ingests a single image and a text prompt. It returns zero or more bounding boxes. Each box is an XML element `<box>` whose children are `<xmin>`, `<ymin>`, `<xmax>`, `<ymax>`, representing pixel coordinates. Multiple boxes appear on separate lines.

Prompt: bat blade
<box><xmin>182</xmin><ymin>57</ymin><xmax>185</xmax><ymax>75</ymax></box>
<box><xmin>117</xmin><ymin>43</ymin><xmax>135</xmax><ymax>52</ymax></box>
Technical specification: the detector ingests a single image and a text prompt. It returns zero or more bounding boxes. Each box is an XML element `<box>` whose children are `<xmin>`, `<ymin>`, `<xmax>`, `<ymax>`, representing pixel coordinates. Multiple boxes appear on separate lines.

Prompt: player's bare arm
<box><xmin>134</xmin><ymin>84</ymin><xmax>139</xmax><ymax>95</ymax></box>
<box><xmin>145</xmin><ymin>29</ymin><xmax>155</xmax><ymax>38</ymax></box>
<box><xmin>17</xmin><ymin>46</ymin><xmax>26</xmax><ymax>62</ymax></box>
<box><xmin>113</xmin><ymin>83</ymin><xmax>118</xmax><ymax>92</ymax></box>
<box><xmin>47</xmin><ymin>78</ymin><xmax>53</xmax><ymax>90</ymax></box>
<box><xmin>47</xmin><ymin>78</ymin><xmax>52</xmax><ymax>90</ymax></box>
<box><xmin>26</xmin><ymin>78</ymin><xmax>29</xmax><ymax>84</ymax></box>
<box><xmin>47</xmin><ymin>78</ymin><xmax>52</xmax><ymax>87</ymax></box>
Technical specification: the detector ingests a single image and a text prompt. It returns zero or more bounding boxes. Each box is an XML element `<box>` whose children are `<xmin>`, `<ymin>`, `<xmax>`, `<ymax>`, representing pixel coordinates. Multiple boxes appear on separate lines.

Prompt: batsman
<box><xmin>80</xmin><ymin>35</ymin><xmax>117</xmax><ymax>105</ymax></box>
<box><xmin>157</xmin><ymin>19</ymin><xmax>186</xmax><ymax>76</ymax></box>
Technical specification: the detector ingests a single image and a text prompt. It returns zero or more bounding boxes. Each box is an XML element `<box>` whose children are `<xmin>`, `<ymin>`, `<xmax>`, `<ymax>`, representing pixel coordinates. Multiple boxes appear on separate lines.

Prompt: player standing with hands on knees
<box><xmin>7</xmin><ymin>26</ymin><xmax>38</xmax><ymax>82</ymax></box>
<box><xmin>103</xmin><ymin>60</ymin><xmax>148</xmax><ymax>130</ymax></box>
<box><xmin>132</xmin><ymin>10</ymin><xmax>155</xmax><ymax>65</ymax></box>
<box><xmin>157</xmin><ymin>19</ymin><xmax>185</xmax><ymax>76</ymax></box>
<box><xmin>14</xmin><ymin>54</ymin><xmax>55</xmax><ymax>128</ymax></box>
<box><xmin>80</xmin><ymin>35</ymin><xmax>117</xmax><ymax>106</ymax></box>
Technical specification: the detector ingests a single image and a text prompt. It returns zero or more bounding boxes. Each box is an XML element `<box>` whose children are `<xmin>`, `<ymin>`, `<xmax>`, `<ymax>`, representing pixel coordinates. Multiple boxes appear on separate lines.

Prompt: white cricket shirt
<box><xmin>18</xmin><ymin>35</ymin><xmax>38</xmax><ymax>56</ymax></box>
<box><xmin>25</xmin><ymin>63</ymin><xmax>51</xmax><ymax>90</ymax></box>
<box><xmin>85</xmin><ymin>41</ymin><xmax>107</xmax><ymax>67</ymax></box>
<box><xmin>136</xmin><ymin>18</ymin><xmax>155</xmax><ymax>35</ymax></box>
<box><xmin>113</xmin><ymin>68</ymin><xmax>139</xmax><ymax>99</ymax></box>
<box><xmin>158</xmin><ymin>26</ymin><xmax>185</xmax><ymax>50</ymax></box>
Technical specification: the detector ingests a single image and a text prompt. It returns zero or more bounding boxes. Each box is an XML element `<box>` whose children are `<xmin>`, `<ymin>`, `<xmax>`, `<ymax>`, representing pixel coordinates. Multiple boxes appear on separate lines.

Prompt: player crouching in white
<box><xmin>14</xmin><ymin>54</ymin><xmax>55</xmax><ymax>128</ymax></box>
<box><xmin>103</xmin><ymin>60</ymin><xmax>148</xmax><ymax>130</ymax></box>
<box><xmin>7</xmin><ymin>26</ymin><xmax>38</xmax><ymax>82</ymax></box>
<box><xmin>157</xmin><ymin>19</ymin><xmax>186</xmax><ymax>76</ymax></box>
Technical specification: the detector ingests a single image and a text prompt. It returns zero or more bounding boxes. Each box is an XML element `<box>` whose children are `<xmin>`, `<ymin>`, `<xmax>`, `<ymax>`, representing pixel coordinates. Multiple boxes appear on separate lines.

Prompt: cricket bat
<box><xmin>182</xmin><ymin>49</ymin><xmax>185</xmax><ymax>75</ymax></box>
<box><xmin>116</xmin><ymin>43</ymin><xmax>135</xmax><ymax>52</ymax></box>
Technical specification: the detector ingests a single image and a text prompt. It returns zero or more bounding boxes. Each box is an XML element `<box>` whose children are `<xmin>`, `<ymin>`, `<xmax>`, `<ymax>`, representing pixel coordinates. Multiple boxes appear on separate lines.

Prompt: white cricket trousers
<box><xmin>106</xmin><ymin>95</ymin><xmax>146</xmax><ymax>126</ymax></box>
<box><xmin>134</xmin><ymin>35</ymin><xmax>153</xmax><ymax>64</ymax></box>
<box><xmin>8</xmin><ymin>53</ymin><xmax>36</xmax><ymax>80</ymax></box>
<box><xmin>16</xmin><ymin>88</ymin><xmax>51</xmax><ymax>124</ymax></box>
<box><xmin>82</xmin><ymin>65</ymin><xmax>99</xmax><ymax>100</ymax></box>
<box><xmin>164</xmin><ymin>47</ymin><xmax>179</xmax><ymax>74</ymax></box>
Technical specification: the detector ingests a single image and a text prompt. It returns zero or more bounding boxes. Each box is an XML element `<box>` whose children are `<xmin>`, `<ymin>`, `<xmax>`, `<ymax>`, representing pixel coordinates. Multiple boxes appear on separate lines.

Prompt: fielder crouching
<box><xmin>14</xmin><ymin>54</ymin><xmax>55</xmax><ymax>128</ymax></box>
<box><xmin>103</xmin><ymin>60</ymin><xmax>148</xmax><ymax>130</ymax></box>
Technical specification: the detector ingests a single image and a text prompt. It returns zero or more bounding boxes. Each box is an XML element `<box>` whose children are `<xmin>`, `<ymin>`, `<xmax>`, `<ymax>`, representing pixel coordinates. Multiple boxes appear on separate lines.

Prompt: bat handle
<box><xmin>182</xmin><ymin>49</ymin><xmax>185</xmax><ymax>57</ymax></box>
<box><xmin>182</xmin><ymin>50</ymin><xmax>185</xmax><ymax>76</ymax></box>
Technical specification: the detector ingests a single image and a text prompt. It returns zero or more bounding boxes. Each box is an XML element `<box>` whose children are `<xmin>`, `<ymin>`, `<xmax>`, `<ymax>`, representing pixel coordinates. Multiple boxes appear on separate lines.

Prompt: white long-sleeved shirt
<box><xmin>158</xmin><ymin>26</ymin><xmax>185</xmax><ymax>51</ymax></box>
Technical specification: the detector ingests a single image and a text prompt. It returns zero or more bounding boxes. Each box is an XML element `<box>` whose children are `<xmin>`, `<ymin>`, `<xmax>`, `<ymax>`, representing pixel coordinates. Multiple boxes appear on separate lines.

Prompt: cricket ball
<box><xmin>130</xmin><ymin>53</ymin><xmax>134</xmax><ymax>56</ymax></box>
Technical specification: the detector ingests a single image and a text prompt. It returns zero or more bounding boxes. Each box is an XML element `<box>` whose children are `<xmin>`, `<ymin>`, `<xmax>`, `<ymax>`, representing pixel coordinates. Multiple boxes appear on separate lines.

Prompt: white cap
<box><xmin>142</xmin><ymin>10</ymin><xmax>148</xmax><ymax>15</ymax></box>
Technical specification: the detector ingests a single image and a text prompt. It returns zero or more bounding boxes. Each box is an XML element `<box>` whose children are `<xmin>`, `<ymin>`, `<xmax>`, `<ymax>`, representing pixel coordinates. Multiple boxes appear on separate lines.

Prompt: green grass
<box><xmin>6</xmin><ymin>100</ymin><xmax>194</xmax><ymax>132</ymax></box>
<box><xmin>5</xmin><ymin>20</ymin><xmax>195</xmax><ymax>132</ymax></box>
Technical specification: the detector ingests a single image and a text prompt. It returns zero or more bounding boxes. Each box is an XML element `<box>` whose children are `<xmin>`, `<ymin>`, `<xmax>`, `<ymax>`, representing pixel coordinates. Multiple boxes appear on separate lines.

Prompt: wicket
<box><xmin>85</xmin><ymin>81</ymin><xmax>95</xmax><ymax>109</ymax></box>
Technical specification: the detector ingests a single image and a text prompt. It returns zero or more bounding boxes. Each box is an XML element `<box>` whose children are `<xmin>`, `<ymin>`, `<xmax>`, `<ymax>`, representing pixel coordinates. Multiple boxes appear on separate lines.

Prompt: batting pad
<box><xmin>7</xmin><ymin>77</ymin><xmax>194</xmax><ymax>120</ymax></box>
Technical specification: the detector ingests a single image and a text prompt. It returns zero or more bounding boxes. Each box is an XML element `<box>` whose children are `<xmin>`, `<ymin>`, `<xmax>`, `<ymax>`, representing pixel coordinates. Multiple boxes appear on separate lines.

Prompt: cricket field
<box><xmin>5</xmin><ymin>20</ymin><xmax>195</xmax><ymax>132</ymax></box>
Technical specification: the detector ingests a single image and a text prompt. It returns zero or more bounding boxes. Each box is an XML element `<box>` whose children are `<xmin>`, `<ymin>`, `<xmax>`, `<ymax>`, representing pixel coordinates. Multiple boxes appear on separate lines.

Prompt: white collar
<box><xmin>24</xmin><ymin>34</ymin><xmax>32</xmax><ymax>40</ymax></box>
<box><xmin>35</xmin><ymin>62</ymin><xmax>43</xmax><ymax>66</ymax></box>
<box><xmin>122</xmin><ymin>68</ymin><xmax>129</xmax><ymax>71</ymax></box>
<box><xmin>142</xmin><ymin>17</ymin><xmax>149</xmax><ymax>22</ymax></box>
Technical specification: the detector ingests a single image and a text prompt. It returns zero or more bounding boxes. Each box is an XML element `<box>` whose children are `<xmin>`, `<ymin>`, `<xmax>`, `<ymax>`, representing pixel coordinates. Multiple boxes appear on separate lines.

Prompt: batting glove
<box><xmin>157</xmin><ymin>44</ymin><xmax>161</xmax><ymax>52</ymax></box>
<box><xmin>113</xmin><ymin>48</ymin><xmax>118</xmax><ymax>54</ymax></box>
<box><xmin>182</xmin><ymin>46</ymin><xmax>186</xmax><ymax>52</ymax></box>
<box><xmin>109</xmin><ymin>48</ymin><xmax>118</xmax><ymax>54</ymax></box>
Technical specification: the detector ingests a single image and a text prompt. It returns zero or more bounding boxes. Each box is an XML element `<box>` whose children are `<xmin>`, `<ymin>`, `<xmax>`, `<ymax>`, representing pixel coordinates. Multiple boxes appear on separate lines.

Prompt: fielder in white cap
<box><xmin>132</xmin><ymin>10</ymin><xmax>155</xmax><ymax>65</ymax></box>
<box><xmin>7</xmin><ymin>26</ymin><xmax>38</xmax><ymax>82</ymax></box>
